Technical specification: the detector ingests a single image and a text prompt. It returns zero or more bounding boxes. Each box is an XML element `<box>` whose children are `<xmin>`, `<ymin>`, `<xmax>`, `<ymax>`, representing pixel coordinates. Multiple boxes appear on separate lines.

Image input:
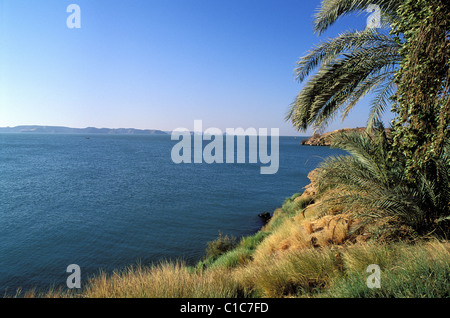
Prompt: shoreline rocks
<box><xmin>258</xmin><ymin>212</ymin><xmax>272</xmax><ymax>223</ymax></box>
<box><xmin>300</xmin><ymin>128</ymin><xmax>367</xmax><ymax>146</ymax></box>
<box><xmin>300</xmin><ymin>127</ymin><xmax>391</xmax><ymax>146</ymax></box>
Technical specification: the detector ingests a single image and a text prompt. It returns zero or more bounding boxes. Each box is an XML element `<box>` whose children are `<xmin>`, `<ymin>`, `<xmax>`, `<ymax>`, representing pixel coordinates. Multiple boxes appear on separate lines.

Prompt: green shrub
<box><xmin>239</xmin><ymin>231</ymin><xmax>270</xmax><ymax>251</ymax></box>
<box><xmin>282</xmin><ymin>193</ymin><xmax>314</xmax><ymax>216</ymax></box>
<box><xmin>210</xmin><ymin>247</ymin><xmax>253</xmax><ymax>269</ymax></box>
<box><xmin>204</xmin><ymin>232</ymin><xmax>238</xmax><ymax>262</ymax></box>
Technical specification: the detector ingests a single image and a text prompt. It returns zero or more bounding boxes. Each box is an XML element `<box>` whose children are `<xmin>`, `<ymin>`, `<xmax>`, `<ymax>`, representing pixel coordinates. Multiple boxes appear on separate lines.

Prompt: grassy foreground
<box><xmin>20</xmin><ymin>175</ymin><xmax>449</xmax><ymax>298</ymax></box>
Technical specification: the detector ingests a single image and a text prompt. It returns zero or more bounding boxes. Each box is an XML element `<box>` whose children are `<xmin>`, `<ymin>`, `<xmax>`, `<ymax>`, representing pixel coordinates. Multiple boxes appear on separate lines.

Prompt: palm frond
<box><xmin>296</xmin><ymin>29</ymin><xmax>399</xmax><ymax>82</ymax></box>
<box><xmin>313</xmin><ymin>130</ymin><xmax>450</xmax><ymax>236</ymax></box>
<box><xmin>366</xmin><ymin>77</ymin><xmax>396</xmax><ymax>130</ymax></box>
<box><xmin>342</xmin><ymin>69</ymin><xmax>396</xmax><ymax>122</ymax></box>
<box><xmin>288</xmin><ymin>43</ymin><xmax>400</xmax><ymax>131</ymax></box>
<box><xmin>314</xmin><ymin>0</ymin><xmax>403</xmax><ymax>35</ymax></box>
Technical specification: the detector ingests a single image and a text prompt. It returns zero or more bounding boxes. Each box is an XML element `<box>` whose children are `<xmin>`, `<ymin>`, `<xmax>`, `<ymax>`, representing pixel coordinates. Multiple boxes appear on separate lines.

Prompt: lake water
<box><xmin>0</xmin><ymin>133</ymin><xmax>345</xmax><ymax>294</ymax></box>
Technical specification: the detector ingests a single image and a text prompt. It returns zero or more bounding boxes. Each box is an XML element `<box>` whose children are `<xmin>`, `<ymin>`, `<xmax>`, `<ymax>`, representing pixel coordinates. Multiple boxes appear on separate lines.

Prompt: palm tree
<box><xmin>314</xmin><ymin>128</ymin><xmax>450</xmax><ymax>237</ymax></box>
<box><xmin>287</xmin><ymin>0</ymin><xmax>403</xmax><ymax>133</ymax></box>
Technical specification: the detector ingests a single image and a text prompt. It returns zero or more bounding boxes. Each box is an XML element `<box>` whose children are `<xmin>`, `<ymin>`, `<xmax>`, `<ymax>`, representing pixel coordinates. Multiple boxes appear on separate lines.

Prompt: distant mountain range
<box><xmin>0</xmin><ymin>125</ymin><xmax>168</xmax><ymax>135</ymax></box>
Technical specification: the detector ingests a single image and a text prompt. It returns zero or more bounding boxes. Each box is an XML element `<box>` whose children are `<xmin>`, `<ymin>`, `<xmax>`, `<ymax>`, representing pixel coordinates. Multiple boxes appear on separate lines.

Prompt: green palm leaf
<box><xmin>288</xmin><ymin>39</ymin><xmax>400</xmax><ymax>131</ymax></box>
<box><xmin>287</xmin><ymin>1</ymin><xmax>402</xmax><ymax>132</ymax></box>
<box><xmin>314</xmin><ymin>0</ymin><xmax>402</xmax><ymax>35</ymax></box>
<box><xmin>314</xmin><ymin>129</ymin><xmax>449</xmax><ymax>236</ymax></box>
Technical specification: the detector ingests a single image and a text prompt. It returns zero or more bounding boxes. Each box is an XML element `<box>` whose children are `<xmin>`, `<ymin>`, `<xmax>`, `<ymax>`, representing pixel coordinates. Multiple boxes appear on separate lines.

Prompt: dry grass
<box><xmin>306</xmin><ymin>214</ymin><xmax>353</xmax><ymax>246</ymax></box>
<box><xmin>233</xmin><ymin>240</ymin><xmax>450</xmax><ymax>298</ymax></box>
<box><xmin>254</xmin><ymin>205</ymin><xmax>353</xmax><ymax>263</ymax></box>
<box><xmin>235</xmin><ymin>246</ymin><xmax>343</xmax><ymax>297</ymax></box>
<box><xmin>17</xmin><ymin>239</ymin><xmax>449</xmax><ymax>299</ymax></box>
<box><xmin>254</xmin><ymin>218</ymin><xmax>311</xmax><ymax>261</ymax></box>
<box><xmin>326</xmin><ymin>240</ymin><xmax>450</xmax><ymax>297</ymax></box>
<box><xmin>79</xmin><ymin>261</ymin><xmax>246</xmax><ymax>298</ymax></box>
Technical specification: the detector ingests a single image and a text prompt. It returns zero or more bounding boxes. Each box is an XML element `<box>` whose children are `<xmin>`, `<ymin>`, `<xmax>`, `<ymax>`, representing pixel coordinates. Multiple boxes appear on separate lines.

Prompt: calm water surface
<box><xmin>0</xmin><ymin>133</ymin><xmax>346</xmax><ymax>294</ymax></box>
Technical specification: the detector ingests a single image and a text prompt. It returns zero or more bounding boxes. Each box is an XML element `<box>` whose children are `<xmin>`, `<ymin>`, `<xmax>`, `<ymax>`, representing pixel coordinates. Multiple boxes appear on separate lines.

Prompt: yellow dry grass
<box><xmin>253</xmin><ymin>218</ymin><xmax>311</xmax><ymax>262</ymax></box>
<box><xmin>79</xmin><ymin>262</ymin><xmax>243</xmax><ymax>298</ymax></box>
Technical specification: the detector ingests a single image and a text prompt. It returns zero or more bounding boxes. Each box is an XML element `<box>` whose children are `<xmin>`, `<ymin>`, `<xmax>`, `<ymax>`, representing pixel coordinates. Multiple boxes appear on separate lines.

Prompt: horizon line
<box><xmin>0</xmin><ymin>125</ymin><xmax>310</xmax><ymax>137</ymax></box>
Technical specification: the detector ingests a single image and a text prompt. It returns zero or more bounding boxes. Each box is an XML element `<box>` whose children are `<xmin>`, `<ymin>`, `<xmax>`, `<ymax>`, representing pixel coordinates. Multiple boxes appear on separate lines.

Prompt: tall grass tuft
<box><xmin>327</xmin><ymin>241</ymin><xmax>450</xmax><ymax>297</ymax></box>
<box><xmin>80</xmin><ymin>261</ymin><xmax>250</xmax><ymax>298</ymax></box>
<box><xmin>237</xmin><ymin>247</ymin><xmax>342</xmax><ymax>297</ymax></box>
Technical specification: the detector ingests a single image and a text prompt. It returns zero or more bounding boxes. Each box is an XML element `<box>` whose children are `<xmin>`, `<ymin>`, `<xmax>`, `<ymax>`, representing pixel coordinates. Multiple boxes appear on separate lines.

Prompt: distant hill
<box><xmin>0</xmin><ymin>125</ymin><xmax>168</xmax><ymax>135</ymax></box>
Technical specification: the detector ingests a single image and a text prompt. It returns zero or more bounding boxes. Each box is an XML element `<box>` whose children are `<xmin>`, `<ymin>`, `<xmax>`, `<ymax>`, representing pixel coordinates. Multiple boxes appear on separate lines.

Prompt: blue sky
<box><xmin>0</xmin><ymin>0</ymin><xmax>394</xmax><ymax>136</ymax></box>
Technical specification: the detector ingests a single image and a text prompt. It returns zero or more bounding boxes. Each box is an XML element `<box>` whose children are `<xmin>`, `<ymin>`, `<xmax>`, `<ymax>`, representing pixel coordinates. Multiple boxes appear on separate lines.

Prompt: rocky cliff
<box><xmin>301</xmin><ymin>128</ymin><xmax>367</xmax><ymax>146</ymax></box>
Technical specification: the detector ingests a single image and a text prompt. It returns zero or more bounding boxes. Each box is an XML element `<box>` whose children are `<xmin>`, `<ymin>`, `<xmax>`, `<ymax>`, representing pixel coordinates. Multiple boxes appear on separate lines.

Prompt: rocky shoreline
<box><xmin>300</xmin><ymin>128</ymin><xmax>367</xmax><ymax>146</ymax></box>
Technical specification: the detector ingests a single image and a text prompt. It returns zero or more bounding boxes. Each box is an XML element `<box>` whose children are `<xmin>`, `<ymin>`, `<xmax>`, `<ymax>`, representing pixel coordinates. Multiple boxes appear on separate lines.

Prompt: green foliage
<box><xmin>313</xmin><ymin>0</ymin><xmax>402</xmax><ymax>35</ymax></box>
<box><xmin>390</xmin><ymin>0</ymin><xmax>450</xmax><ymax>179</ymax></box>
<box><xmin>207</xmin><ymin>231</ymin><xmax>271</xmax><ymax>269</ymax></box>
<box><xmin>316</xmin><ymin>129</ymin><xmax>449</xmax><ymax>237</ymax></box>
<box><xmin>289</xmin><ymin>0</ymin><xmax>449</xmax><ymax>184</ymax></box>
<box><xmin>289</xmin><ymin>0</ymin><xmax>450</xmax><ymax>239</ymax></box>
<box><xmin>281</xmin><ymin>193</ymin><xmax>313</xmax><ymax>215</ymax></box>
<box><xmin>208</xmin><ymin>247</ymin><xmax>253</xmax><ymax>269</ymax></box>
<box><xmin>204</xmin><ymin>232</ymin><xmax>238</xmax><ymax>262</ymax></box>
<box><xmin>200</xmin><ymin>230</ymin><xmax>270</xmax><ymax>270</ymax></box>
<box><xmin>239</xmin><ymin>231</ymin><xmax>270</xmax><ymax>251</ymax></box>
<box><xmin>287</xmin><ymin>1</ymin><xmax>402</xmax><ymax>132</ymax></box>
<box><xmin>327</xmin><ymin>242</ymin><xmax>450</xmax><ymax>297</ymax></box>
